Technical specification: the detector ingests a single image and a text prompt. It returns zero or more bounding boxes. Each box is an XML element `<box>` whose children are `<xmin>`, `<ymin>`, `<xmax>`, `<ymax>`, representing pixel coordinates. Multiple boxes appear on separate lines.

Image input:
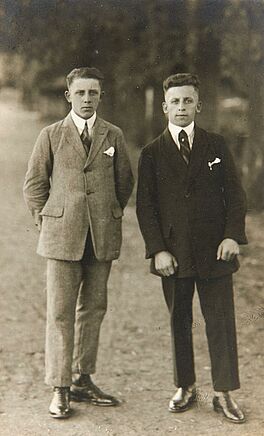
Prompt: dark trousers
<box><xmin>162</xmin><ymin>274</ymin><xmax>240</xmax><ymax>392</ymax></box>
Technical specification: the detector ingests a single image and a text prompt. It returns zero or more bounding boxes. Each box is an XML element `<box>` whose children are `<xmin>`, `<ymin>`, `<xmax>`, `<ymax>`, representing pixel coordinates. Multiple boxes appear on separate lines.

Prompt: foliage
<box><xmin>0</xmin><ymin>0</ymin><xmax>263</xmax><ymax>206</ymax></box>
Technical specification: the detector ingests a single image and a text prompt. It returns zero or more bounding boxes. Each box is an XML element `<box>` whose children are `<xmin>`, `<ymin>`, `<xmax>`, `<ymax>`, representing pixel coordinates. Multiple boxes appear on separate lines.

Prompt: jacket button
<box><xmin>185</xmin><ymin>192</ymin><xmax>190</xmax><ymax>198</ymax></box>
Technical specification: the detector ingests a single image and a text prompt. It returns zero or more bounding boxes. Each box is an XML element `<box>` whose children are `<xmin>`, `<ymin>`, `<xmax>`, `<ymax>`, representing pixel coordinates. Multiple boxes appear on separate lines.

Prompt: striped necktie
<box><xmin>178</xmin><ymin>129</ymin><xmax>191</xmax><ymax>165</ymax></box>
<box><xmin>81</xmin><ymin>122</ymin><xmax>91</xmax><ymax>155</ymax></box>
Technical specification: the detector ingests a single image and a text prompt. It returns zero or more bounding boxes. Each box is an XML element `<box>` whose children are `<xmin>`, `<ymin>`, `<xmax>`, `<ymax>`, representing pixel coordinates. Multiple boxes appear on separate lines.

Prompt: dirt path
<box><xmin>0</xmin><ymin>89</ymin><xmax>263</xmax><ymax>436</ymax></box>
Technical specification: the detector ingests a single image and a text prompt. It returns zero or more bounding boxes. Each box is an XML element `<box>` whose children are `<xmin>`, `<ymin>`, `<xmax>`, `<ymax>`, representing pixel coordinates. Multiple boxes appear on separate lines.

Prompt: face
<box><xmin>162</xmin><ymin>85</ymin><xmax>201</xmax><ymax>127</ymax></box>
<box><xmin>65</xmin><ymin>77</ymin><xmax>101</xmax><ymax>119</ymax></box>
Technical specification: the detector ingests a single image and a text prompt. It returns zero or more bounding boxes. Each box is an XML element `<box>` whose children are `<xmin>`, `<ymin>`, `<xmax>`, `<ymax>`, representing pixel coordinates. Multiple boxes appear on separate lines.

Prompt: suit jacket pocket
<box><xmin>39</xmin><ymin>205</ymin><xmax>64</xmax><ymax>218</ymax></box>
<box><xmin>102</xmin><ymin>153</ymin><xmax>114</xmax><ymax>167</ymax></box>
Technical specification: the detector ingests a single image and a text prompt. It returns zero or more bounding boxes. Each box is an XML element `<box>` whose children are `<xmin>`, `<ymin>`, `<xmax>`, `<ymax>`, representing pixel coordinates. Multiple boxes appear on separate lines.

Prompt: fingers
<box><xmin>222</xmin><ymin>249</ymin><xmax>239</xmax><ymax>262</ymax></box>
<box><xmin>155</xmin><ymin>252</ymin><xmax>177</xmax><ymax>277</ymax></box>
<box><xmin>224</xmin><ymin>251</ymin><xmax>233</xmax><ymax>262</ymax></box>
<box><xmin>217</xmin><ymin>243</ymin><xmax>223</xmax><ymax>260</ymax></box>
<box><xmin>217</xmin><ymin>240</ymin><xmax>239</xmax><ymax>262</ymax></box>
<box><xmin>164</xmin><ymin>263</ymin><xmax>175</xmax><ymax>276</ymax></box>
<box><xmin>172</xmin><ymin>256</ymin><xmax>178</xmax><ymax>270</ymax></box>
<box><xmin>157</xmin><ymin>265</ymin><xmax>174</xmax><ymax>277</ymax></box>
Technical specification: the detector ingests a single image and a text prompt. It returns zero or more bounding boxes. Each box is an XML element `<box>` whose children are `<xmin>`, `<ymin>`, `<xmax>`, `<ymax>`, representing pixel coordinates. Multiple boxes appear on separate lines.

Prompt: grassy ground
<box><xmin>0</xmin><ymin>88</ymin><xmax>263</xmax><ymax>436</ymax></box>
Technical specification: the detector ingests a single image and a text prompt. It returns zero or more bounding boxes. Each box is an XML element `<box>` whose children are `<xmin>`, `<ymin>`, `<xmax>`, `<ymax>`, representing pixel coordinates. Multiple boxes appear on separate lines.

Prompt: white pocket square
<box><xmin>208</xmin><ymin>157</ymin><xmax>221</xmax><ymax>171</ymax></box>
<box><xmin>103</xmin><ymin>146</ymin><xmax>115</xmax><ymax>157</ymax></box>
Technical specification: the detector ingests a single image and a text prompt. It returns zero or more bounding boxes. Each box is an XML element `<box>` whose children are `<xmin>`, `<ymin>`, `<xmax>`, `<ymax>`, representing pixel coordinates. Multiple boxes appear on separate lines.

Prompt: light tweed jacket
<box><xmin>24</xmin><ymin>113</ymin><xmax>134</xmax><ymax>261</ymax></box>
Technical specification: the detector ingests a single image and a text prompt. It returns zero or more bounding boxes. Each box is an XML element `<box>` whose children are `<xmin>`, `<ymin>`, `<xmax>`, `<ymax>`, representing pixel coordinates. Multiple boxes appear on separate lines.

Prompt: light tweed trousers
<box><xmin>45</xmin><ymin>248</ymin><xmax>111</xmax><ymax>387</ymax></box>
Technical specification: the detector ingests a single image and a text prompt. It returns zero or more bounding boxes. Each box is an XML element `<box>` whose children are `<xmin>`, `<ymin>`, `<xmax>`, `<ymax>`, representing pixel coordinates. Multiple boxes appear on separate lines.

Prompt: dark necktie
<box><xmin>81</xmin><ymin>122</ymin><xmax>91</xmax><ymax>155</ymax></box>
<box><xmin>178</xmin><ymin>129</ymin><xmax>191</xmax><ymax>165</ymax></box>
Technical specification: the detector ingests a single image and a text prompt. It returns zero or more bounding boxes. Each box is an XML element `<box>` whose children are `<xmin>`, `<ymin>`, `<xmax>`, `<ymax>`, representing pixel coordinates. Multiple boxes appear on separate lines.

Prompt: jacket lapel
<box><xmin>161</xmin><ymin>128</ymin><xmax>187</xmax><ymax>172</ymax></box>
<box><xmin>186</xmin><ymin>126</ymin><xmax>210</xmax><ymax>190</ymax></box>
<box><xmin>85</xmin><ymin>117</ymin><xmax>108</xmax><ymax>168</ymax></box>
<box><xmin>160</xmin><ymin>126</ymin><xmax>210</xmax><ymax>190</ymax></box>
<box><xmin>62</xmin><ymin>113</ymin><xmax>87</xmax><ymax>161</ymax></box>
<box><xmin>62</xmin><ymin>114</ymin><xmax>109</xmax><ymax>166</ymax></box>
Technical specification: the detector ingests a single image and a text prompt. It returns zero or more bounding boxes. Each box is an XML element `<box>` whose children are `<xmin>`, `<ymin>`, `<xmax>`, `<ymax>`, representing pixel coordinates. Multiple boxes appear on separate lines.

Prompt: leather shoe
<box><xmin>49</xmin><ymin>387</ymin><xmax>72</xmax><ymax>419</ymax></box>
<box><xmin>213</xmin><ymin>393</ymin><xmax>245</xmax><ymax>424</ymax></box>
<box><xmin>70</xmin><ymin>374</ymin><xmax>120</xmax><ymax>407</ymax></box>
<box><xmin>169</xmin><ymin>386</ymin><xmax>196</xmax><ymax>413</ymax></box>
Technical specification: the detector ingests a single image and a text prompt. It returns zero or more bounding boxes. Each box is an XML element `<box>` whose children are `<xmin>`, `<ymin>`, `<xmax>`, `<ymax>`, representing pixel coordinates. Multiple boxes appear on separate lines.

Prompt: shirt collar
<box><xmin>168</xmin><ymin>121</ymin><xmax>194</xmax><ymax>138</ymax></box>
<box><xmin>70</xmin><ymin>109</ymin><xmax>97</xmax><ymax>132</ymax></box>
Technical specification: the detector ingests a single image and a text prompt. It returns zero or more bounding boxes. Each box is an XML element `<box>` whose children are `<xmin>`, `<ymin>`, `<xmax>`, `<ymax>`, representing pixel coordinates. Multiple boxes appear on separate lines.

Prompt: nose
<box><xmin>178</xmin><ymin>100</ymin><xmax>186</xmax><ymax>111</ymax></box>
<box><xmin>83</xmin><ymin>92</ymin><xmax>91</xmax><ymax>102</ymax></box>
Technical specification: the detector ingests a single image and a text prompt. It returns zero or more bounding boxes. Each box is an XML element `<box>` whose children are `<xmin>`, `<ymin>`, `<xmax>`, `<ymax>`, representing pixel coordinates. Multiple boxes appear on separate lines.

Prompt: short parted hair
<box><xmin>66</xmin><ymin>67</ymin><xmax>104</xmax><ymax>89</ymax></box>
<box><xmin>163</xmin><ymin>73</ymin><xmax>200</xmax><ymax>95</ymax></box>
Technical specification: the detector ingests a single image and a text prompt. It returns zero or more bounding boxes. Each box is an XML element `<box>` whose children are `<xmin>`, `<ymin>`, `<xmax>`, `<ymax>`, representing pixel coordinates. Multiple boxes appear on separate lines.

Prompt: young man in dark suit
<box><xmin>24</xmin><ymin>67</ymin><xmax>134</xmax><ymax>418</ymax></box>
<box><xmin>136</xmin><ymin>73</ymin><xmax>247</xmax><ymax>423</ymax></box>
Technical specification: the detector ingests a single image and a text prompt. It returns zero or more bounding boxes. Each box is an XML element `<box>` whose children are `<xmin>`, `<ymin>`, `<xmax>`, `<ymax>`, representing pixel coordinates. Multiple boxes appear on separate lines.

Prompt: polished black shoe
<box><xmin>213</xmin><ymin>393</ymin><xmax>245</xmax><ymax>424</ymax></box>
<box><xmin>70</xmin><ymin>374</ymin><xmax>120</xmax><ymax>407</ymax></box>
<box><xmin>169</xmin><ymin>386</ymin><xmax>196</xmax><ymax>413</ymax></box>
<box><xmin>49</xmin><ymin>387</ymin><xmax>72</xmax><ymax>419</ymax></box>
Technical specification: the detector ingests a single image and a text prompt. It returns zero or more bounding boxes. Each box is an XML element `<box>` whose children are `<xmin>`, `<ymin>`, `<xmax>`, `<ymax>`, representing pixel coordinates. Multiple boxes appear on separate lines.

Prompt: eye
<box><xmin>185</xmin><ymin>98</ymin><xmax>194</xmax><ymax>104</ymax></box>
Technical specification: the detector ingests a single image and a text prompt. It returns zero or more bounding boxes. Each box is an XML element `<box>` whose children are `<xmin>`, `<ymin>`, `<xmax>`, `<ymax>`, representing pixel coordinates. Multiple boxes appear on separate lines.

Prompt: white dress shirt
<box><xmin>168</xmin><ymin>121</ymin><xmax>195</xmax><ymax>149</ymax></box>
<box><xmin>70</xmin><ymin>109</ymin><xmax>96</xmax><ymax>136</ymax></box>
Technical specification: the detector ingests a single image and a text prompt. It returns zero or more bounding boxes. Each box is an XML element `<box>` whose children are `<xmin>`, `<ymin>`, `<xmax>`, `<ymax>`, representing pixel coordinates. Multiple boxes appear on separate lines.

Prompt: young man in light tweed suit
<box><xmin>24</xmin><ymin>67</ymin><xmax>134</xmax><ymax>418</ymax></box>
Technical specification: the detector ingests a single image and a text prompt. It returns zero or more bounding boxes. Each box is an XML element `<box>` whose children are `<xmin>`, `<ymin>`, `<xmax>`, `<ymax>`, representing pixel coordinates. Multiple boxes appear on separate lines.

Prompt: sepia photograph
<box><xmin>0</xmin><ymin>1</ymin><xmax>263</xmax><ymax>435</ymax></box>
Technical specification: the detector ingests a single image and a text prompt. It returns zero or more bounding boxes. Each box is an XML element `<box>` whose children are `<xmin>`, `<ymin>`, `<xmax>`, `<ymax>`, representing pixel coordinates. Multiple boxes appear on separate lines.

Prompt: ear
<box><xmin>64</xmin><ymin>90</ymin><xmax>71</xmax><ymax>103</ymax></box>
<box><xmin>162</xmin><ymin>101</ymin><xmax>168</xmax><ymax>114</ymax></box>
<box><xmin>196</xmin><ymin>101</ymin><xmax>202</xmax><ymax>113</ymax></box>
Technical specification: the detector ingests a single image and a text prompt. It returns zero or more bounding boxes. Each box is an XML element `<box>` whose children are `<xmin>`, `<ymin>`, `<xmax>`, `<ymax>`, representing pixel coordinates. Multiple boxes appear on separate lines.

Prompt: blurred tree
<box><xmin>192</xmin><ymin>0</ymin><xmax>226</xmax><ymax>129</ymax></box>
<box><xmin>114</xmin><ymin>0</ymin><xmax>227</xmax><ymax>139</ymax></box>
<box><xmin>0</xmin><ymin>0</ymin><xmax>263</xmax><ymax>207</ymax></box>
<box><xmin>221</xmin><ymin>0</ymin><xmax>264</xmax><ymax>209</ymax></box>
<box><xmin>0</xmin><ymin>1</ymin><xmax>236</xmax><ymax>126</ymax></box>
<box><xmin>1</xmin><ymin>2</ymin><xmax>124</xmax><ymax>100</ymax></box>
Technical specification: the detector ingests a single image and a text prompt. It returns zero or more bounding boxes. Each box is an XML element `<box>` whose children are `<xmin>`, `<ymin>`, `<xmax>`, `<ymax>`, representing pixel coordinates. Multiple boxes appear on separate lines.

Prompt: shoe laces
<box><xmin>54</xmin><ymin>387</ymin><xmax>69</xmax><ymax>405</ymax></box>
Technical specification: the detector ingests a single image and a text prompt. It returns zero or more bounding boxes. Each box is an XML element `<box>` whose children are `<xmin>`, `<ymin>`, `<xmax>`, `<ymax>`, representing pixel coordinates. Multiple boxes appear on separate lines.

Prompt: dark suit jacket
<box><xmin>136</xmin><ymin>126</ymin><xmax>247</xmax><ymax>279</ymax></box>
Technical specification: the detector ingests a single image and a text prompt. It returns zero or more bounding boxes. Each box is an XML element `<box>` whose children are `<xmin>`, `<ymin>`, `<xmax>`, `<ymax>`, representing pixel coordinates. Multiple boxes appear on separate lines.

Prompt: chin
<box><xmin>175</xmin><ymin>120</ymin><xmax>190</xmax><ymax>127</ymax></box>
<box><xmin>82</xmin><ymin>112</ymin><xmax>93</xmax><ymax>119</ymax></box>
